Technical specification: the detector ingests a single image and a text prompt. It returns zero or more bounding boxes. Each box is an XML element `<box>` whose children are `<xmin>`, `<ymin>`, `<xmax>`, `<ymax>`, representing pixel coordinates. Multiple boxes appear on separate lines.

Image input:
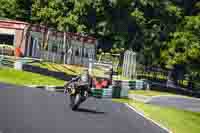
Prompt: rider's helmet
<box><xmin>81</xmin><ymin>68</ymin><xmax>90</xmax><ymax>83</ymax></box>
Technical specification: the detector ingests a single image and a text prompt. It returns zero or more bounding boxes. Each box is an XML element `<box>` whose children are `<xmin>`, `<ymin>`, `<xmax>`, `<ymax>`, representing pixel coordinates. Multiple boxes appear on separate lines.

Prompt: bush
<box><xmin>117</xmin><ymin>67</ymin><xmax>123</xmax><ymax>75</ymax></box>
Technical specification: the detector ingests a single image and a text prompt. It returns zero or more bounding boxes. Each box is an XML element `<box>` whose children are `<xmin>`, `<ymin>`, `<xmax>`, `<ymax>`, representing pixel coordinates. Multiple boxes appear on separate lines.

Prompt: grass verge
<box><xmin>0</xmin><ymin>67</ymin><xmax>65</xmax><ymax>86</ymax></box>
<box><xmin>113</xmin><ymin>98</ymin><xmax>200</xmax><ymax>133</ymax></box>
<box><xmin>30</xmin><ymin>62</ymin><xmax>83</xmax><ymax>76</ymax></box>
<box><xmin>30</xmin><ymin>62</ymin><xmax>109</xmax><ymax>78</ymax></box>
<box><xmin>129</xmin><ymin>90</ymin><xmax>177</xmax><ymax>97</ymax></box>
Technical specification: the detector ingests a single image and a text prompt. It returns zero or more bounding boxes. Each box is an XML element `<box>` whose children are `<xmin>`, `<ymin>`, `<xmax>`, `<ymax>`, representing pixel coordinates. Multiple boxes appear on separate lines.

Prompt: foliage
<box><xmin>0</xmin><ymin>0</ymin><xmax>199</xmax><ymax>75</ymax></box>
<box><xmin>117</xmin><ymin>67</ymin><xmax>122</xmax><ymax>75</ymax></box>
<box><xmin>0</xmin><ymin>0</ymin><xmax>30</xmax><ymax>21</ymax></box>
<box><xmin>161</xmin><ymin>15</ymin><xmax>200</xmax><ymax>71</ymax></box>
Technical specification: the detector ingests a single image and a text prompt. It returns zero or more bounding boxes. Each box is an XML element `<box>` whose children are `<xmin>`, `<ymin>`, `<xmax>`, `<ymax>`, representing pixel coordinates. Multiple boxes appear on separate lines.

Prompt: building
<box><xmin>0</xmin><ymin>19</ymin><xmax>97</xmax><ymax>66</ymax></box>
<box><xmin>0</xmin><ymin>19</ymin><xmax>29</xmax><ymax>56</ymax></box>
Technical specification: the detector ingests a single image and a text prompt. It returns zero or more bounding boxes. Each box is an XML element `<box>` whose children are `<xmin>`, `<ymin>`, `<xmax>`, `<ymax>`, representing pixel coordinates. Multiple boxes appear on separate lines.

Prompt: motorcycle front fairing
<box><xmin>64</xmin><ymin>77</ymin><xmax>92</xmax><ymax>110</ymax></box>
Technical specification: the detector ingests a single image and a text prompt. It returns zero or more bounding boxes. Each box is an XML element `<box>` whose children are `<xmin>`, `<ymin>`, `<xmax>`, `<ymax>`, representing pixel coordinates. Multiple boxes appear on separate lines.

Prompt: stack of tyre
<box><xmin>112</xmin><ymin>80</ymin><xmax>145</xmax><ymax>98</ymax></box>
<box><xmin>112</xmin><ymin>80</ymin><xmax>132</xmax><ymax>98</ymax></box>
<box><xmin>92</xmin><ymin>87</ymin><xmax>113</xmax><ymax>98</ymax></box>
<box><xmin>112</xmin><ymin>80</ymin><xmax>122</xmax><ymax>98</ymax></box>
<box><xmin>119</xmin><ymin>80</ymin><xmax>145</xmax><ymax>90</ymax></box>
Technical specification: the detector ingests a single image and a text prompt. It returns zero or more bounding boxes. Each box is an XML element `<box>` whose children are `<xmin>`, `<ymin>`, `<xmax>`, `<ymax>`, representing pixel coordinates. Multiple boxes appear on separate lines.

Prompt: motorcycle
<box><xmin>64</xmin><ymin>77</ymin><xmax>91</xmax><ymax>110</ymax></box>
<box><xmin>64</xmin><ymin>65</ymin><xmax>113</xmax><ymax>111</ymax></box>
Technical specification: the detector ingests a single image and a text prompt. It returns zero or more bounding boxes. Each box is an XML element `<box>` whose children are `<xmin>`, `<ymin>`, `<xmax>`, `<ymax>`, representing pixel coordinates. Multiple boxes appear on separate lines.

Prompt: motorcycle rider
<box><xmin>79</xmin><ymin>68</ymin><xmax>93</xmax><ymax>96</ymax></box>
<box><xmin>63</xmin><ymin>68</ymin><xmax>94</xmax><ymax>110</ymax></box>
<box><xmin>64</xmin><ymin>68</ymin><xmax>93</xmax><ymax>96</ymax></box>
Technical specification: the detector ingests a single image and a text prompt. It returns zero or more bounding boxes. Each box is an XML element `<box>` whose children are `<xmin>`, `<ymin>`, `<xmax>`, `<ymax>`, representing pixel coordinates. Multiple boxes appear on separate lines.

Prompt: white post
<box><xmin>53</xmin><ymin>53</ymin><xmax>55</xmax><ymax>63</ymax></box>
<box><xmin>89</xmin><ymin>58</ymin><xmax>93</xmax><ymax>75</ymax></box>
<box><xmin>130</xmin><ymin>53</ymin><xmax>134</xmax><ymax>79</ymax></box>
<box><xmin>1</xmin><ymin>46</ymin><xmax>2</xmax><ymax>56</ymax></box>
<box><xmin>63</xmin><ymin>32</ymin><xmax>66</xmax><ymax>64</ymax></box>
<box><xmin>133</xmin><ymin>52</ymin><xmax>137</xmax><ymax>79</ymax></box>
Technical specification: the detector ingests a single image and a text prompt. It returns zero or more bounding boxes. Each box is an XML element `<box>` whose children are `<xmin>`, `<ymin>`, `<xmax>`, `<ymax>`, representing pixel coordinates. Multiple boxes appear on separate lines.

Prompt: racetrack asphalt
<box><xmin>0</xmin><ymin>82</ymin><xmax>168</xmax><ymax>133</ymax></box>
<box><xmin>147</xmin><ymin>96</ymin><xmax>200</xmax><ymax>112</ymax></box>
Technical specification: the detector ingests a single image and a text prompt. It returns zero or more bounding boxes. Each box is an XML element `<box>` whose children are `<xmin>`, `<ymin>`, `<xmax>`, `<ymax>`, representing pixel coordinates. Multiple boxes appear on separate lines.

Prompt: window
<box><xmin>75</xmin><ymin>49</ymin><xmax>79</xmax><ymax>56</ymax></box>
<box><xmin>85</xmin><ymin>52</ymin><xmax>89</xmax><ymax>58</ymax></box>
<box><xmin>52</xmin><ymin>44</ymin><xmax>58</xmax><ymax>53</ymax></box>
<box><xmin>0</xmin><ymin>34</ymin><xmax>14</xmax><ymax>46</ymax></box>
<box><xmin>84</xmin><ymin>48</ymin><xmax>89</xmax><ymax>58</ymax></box>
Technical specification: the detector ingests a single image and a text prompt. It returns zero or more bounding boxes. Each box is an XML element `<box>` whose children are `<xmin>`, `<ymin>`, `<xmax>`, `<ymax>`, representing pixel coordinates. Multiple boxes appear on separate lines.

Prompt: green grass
<box><xmin>113</xmin><ymin>76</ymin><xmax>132</xmax><ymax>80</ymax></box>
<box><xmin>129</xmin><ymin>90</ymin><xmax>177</xmax><ymax>97</ymax></box>
<box><xmin>0</xmin><ymin>67</ymin><xmax>65</xmax><ymax>86</ymax></box>
<box><xmin>30</xmin><ymin>62</ymin><xmax>84</xmax><ymax>76</ymax></box>
<box><xmin>30</xmin><ymin>62</ymin><xmax>109</xmax><ymax>78</ymax></box>
<box><xmin>113</xmin><ymin>99</ymin><xmax>200</xmax><ymax>133</ymax></box>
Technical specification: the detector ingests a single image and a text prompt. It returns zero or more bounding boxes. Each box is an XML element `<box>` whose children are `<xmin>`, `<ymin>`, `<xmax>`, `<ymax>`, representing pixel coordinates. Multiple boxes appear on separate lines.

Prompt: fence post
<box><xmin>122</xmin><ymin>50</ymin><xmax>137</xmax><ymax>79</ymax></box>
<box><xmin>89</xmin><ymin>58</ymin><xmax>93</xmax><ymax>75</ymax></box>
<box><xmin>63</xmin><ymin>32</ymin><xmax>66</xmax><ymax>64</ymax></box>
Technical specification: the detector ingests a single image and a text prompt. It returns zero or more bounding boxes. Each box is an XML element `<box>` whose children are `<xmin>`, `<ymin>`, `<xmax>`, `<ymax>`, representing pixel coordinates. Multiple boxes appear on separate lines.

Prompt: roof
<box><xmin>0</xmin><ymin>18</ymin><xmax>29</xmax><ymax>30</ymax></box>
<box><xmin>0</xmin><ymin>18</ymin><xmax>29</xmax><ymax>25</ymax></box>
<box><xmin>0</xmin><ymin>19</ymin><xmax>97</xmax><ymax>44</ymax></box>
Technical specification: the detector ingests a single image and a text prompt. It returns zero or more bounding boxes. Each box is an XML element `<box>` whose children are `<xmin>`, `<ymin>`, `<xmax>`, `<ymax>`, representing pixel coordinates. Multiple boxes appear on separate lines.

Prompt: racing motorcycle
<box><xmin>64</xmin><ymin>76</ymin><xmax>92</xmax><ymax>110</ymax></box>
<box><xmin>64</xmin><ymin>66</ymin><xmax>113</xmax><ymax>111</ymax></box>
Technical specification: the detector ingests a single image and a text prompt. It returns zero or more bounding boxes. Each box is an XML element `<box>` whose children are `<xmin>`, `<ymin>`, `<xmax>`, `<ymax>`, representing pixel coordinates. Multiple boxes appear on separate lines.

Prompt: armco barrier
<box><xmin>150</xmin><ymin>81</ymin><xmax>200</xmax><ymax>98</ymax></box>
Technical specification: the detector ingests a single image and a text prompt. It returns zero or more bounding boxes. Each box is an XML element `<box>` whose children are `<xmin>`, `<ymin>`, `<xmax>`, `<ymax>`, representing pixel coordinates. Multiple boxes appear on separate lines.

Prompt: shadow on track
<box><xmin>74</xmin><ymin>108</ymin><xmax>106</xmax><ymax>115</ymax></box>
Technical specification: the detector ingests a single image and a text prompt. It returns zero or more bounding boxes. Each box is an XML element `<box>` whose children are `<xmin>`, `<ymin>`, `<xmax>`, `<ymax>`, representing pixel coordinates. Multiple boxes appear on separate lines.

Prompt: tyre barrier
<box><xmin>122</xmin><ymin>80</ymin><xmax>146</xmax><ymax>90</ymax></box>
<box><xmin>112</xmin><ymin>80</ymin><xmax>150</xmax><ymax>98</ymax></box>
<box><xmin>92</xmin><ymin>88</ymin><xmax>113</xmax><ymax>98</ymax></box>
<box><xmin>112</xmin><ymin>80</ymin><xmax>129</xmax><ymax>98</ymax></box>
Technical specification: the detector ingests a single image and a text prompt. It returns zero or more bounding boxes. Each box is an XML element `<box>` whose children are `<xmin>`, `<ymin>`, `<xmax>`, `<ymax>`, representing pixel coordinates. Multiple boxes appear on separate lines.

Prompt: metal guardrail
<box><xmin>145</xmin><ymin>80</ymin><xmax>200</xmax><ymax>98</ymax></box>
<box><xmin>137</xmin><ymin>71</ymin><xmax>200</xmax><ymax>91</ymax></box>
<box><xmin>0</xmin><ymin>56</ymin><xmax>14</xmax><ymax>67</ymax></box>
<box><xmin>0</xmin><ymin>55</ymin><xmax>43</xmax><ymax>68</ymax></box>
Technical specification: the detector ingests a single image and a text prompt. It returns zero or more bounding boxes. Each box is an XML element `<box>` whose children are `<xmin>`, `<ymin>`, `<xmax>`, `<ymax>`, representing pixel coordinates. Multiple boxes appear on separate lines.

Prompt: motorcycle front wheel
<box><xmin>70</xmin><ymin>93</ymin><xmax>87</xmax><ymax>110</ymax></box>
<box><xmin>70</xmin><ymin>93</ymin><xmax>80</xmax><ymax>110</ymax></box>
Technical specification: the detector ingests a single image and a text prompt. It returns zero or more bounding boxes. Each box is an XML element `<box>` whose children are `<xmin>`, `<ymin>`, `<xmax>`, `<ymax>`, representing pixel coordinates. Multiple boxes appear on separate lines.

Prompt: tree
<box><xmin>0</xmin><ymin>0</ymin><xmax>199</xmax><ymax>75</ymax></box>
<box><xmin>161</xmin><ymin>15</ymin><xmax>200</xmax><ymax>69</ymax></box>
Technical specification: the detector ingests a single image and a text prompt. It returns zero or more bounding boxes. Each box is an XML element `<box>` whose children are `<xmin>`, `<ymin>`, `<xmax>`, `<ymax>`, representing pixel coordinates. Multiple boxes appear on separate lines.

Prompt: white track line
<box><xmin>131</xmin><ymin>94</ymin><xmax>200</xmax><ymax>103</ymax></box>
<box><xmin>150</xmin><ymin>95</ymin><xmax>200</xmax><ymax>101</ymax></box>
<box><xmin>125</xmin><ymin>103</ymin><xmax>173</xmax><ymax>133</ymax></box>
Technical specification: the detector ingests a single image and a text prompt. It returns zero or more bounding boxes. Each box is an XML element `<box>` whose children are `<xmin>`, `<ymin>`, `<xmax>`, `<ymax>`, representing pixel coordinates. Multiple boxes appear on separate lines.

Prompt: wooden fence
<box><xmin>34</xmin><ymin>50</ymin><xmax>63</xmax><ymax>64</ymax></box>
<box><xmin>33</xmin><ymin>49</ymin><xmax>92</xmax><ymax>66</ymax></box>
